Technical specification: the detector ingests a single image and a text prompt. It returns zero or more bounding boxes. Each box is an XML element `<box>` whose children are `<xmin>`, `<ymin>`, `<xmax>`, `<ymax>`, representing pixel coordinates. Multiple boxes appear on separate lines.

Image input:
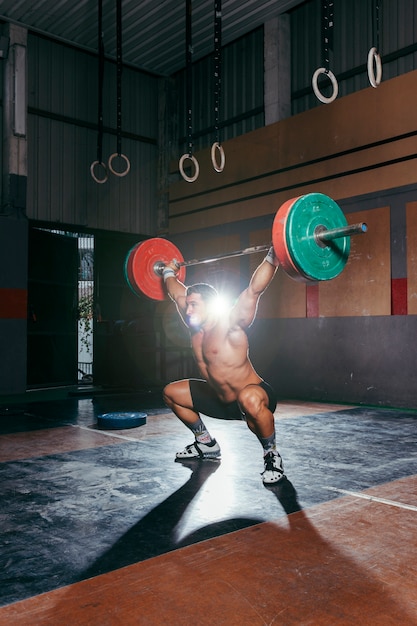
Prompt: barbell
<box><xmin>124</xmin><ymin>193</ymin><xmax>367</xmax><ymax>301</ymax></box>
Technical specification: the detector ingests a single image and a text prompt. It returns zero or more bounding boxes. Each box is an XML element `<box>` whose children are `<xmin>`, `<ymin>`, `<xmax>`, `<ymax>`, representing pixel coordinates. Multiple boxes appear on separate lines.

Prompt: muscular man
<box><xmin>162</xmin><ymin>246</ymin><xmax>285</xmax><ymax>484</ymax></box>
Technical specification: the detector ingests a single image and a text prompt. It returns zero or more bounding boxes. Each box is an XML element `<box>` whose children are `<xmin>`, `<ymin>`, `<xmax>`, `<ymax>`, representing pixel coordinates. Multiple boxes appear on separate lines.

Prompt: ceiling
<box><xmin>0</xmin><ymin>0</ymin><xmax>305</xmax><ymax>76</ymax></box>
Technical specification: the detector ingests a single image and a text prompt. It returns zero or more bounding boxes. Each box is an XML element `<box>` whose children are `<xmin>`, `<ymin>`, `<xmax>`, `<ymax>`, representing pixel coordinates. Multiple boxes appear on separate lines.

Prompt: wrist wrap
<box><xmin>265</xmin><ymin>246</ymin><xmax>277</xmax><ymax>266</ymax></box>
<box><xmin>162</xmin><ymin>267</ymin><xmax>176</xmax><ymax>283</ymax></box>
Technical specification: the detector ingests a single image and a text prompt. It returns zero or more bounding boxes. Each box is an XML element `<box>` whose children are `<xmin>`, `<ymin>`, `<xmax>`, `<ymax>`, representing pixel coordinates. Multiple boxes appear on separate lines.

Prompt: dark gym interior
<box><xmin>1</xmin><ymin>0</ymin><xmax>417</xmax><ymax>623</ymax></box>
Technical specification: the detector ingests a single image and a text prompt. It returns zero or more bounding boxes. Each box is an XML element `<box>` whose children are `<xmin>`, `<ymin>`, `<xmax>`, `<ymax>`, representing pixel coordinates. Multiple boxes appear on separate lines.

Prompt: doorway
<box><xmin>27</xmin><ymin>227</ymin><xmax>94</xmax><ymax>388</ymax></box>
<box><xmin>77</xmin><ymin>236</ymin><xmax>94</xmax><ymax>383</ymax></box>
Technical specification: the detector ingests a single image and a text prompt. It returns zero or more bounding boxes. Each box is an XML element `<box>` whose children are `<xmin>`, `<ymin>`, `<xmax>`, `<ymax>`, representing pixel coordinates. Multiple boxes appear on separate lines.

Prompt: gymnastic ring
<box><xmin>367</xmin><ymin>47</ymin><xmax>382</xmax><ymax>88</ymax></box>
<box><xmin>108</xmin><ymin>153</ymin><xmax>131</xmax><ymax>177</ymax></box>
<box><xmin>179</xmin><ymin>153</ymin><xmax>200</xmax><ymax>183</ymax></box>
<box><xmin>211</xmin><ymin>142</ymin><xmax>225</xmax><ymax>173</ymax></box>
<box><xmin>312</xmin><ymin>67</ymin><xmax>339</xmax><ymax>104</ymax></box>
<box><xmin>90</xmin><ymin>160</ymin><xmax>108</xmax><ymax>184</ymax></box>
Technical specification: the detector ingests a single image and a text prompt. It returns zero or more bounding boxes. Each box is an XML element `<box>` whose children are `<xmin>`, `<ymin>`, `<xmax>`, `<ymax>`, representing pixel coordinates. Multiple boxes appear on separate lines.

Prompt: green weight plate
<box><xmin>124</xmin><ymin>247</ymin><xmax>142</xmax><ymax>297</ymax></box>
<box><xmin>285</xmin><ymin>193</ymin><xmax>350</xmax><ymax>281</ymax></box>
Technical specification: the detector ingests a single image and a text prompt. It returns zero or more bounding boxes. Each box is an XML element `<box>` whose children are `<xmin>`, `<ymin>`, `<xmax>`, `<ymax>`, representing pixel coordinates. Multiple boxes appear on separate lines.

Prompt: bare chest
<box><xmin>191</xmin><ymin>325</ymin><xmax>246</xmax><ymax>365</ymax></box>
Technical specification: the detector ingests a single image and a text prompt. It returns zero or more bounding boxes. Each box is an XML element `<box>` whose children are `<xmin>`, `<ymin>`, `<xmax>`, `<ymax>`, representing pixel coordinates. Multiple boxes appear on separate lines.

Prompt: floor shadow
<box><xmin>11</xmin><ymin>490</ymin><xmax>416</xmax><ymax>626</ymax></box>
<box><xmin>81</xmin><ymin>460</ymin><xmax>301</xmax><ymax>580</ymax></box>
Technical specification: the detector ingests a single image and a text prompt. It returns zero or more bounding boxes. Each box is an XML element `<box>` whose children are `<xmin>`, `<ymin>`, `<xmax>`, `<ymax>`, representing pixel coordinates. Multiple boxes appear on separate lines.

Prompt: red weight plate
<box><xmin>272</xmin><ymin>197</ymin><xmax>311</xmax><ymax>283</ymax></box>
<box><xmin>126</xmin><ymin>238</ymin><xmax>186</xmax><ymax>301</ymax></box>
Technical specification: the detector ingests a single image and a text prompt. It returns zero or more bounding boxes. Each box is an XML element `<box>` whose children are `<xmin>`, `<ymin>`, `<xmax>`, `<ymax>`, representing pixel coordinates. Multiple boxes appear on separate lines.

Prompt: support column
<box><xmin>0</xmin><ymin>23</ymin><xmax>29</xmax><ymax>395</ymax></box>
<box><xmin>264</xmin><ymin>15</ymin><xmax>291</xmax><ymax>126</ymax></box>
<box><xmin>2</xmin><ymin>23</ymin><xmax>28</xmax><ymax>215</ymax></box>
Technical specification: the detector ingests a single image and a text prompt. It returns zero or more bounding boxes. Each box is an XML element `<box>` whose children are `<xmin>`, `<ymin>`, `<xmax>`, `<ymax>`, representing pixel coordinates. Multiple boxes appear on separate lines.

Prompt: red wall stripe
<box><xmin>391</xmin><ymin>278</ymin><xmax>407</xmax><ymax>315</ymax></box>
<box><xmin>0</xmin><ymin>283</ymin><xmax>408</xmax><ymax>320</ymax></box>
<box><xmin>0</xmin><ymin>289</ymin><xmax>28</xmax><ymax>319</ymax></box>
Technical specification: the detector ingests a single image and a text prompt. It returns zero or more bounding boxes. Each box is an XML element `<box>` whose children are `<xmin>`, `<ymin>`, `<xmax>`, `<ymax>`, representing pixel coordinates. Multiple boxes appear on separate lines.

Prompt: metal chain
<box><xmin>374</xmin><ymin>0</ymin><xmax>381</xmax><ymax>51</ymax></box>
<box><xmin>97</xmin><ymin>0</ymin><xmax>105</xmax><ymax>164</ymax></box>
<box><xmin>321</xmin><ymin>0</ymin><xmax>334</xmax><ymax>73</ymax></box>
<box><xmin>116</xmin><ymin>0</ymin><xmax>122</xmax><ymax>156</ymax></box>
<box><xmin>185</xmin><ymin>0</ymin><xmax>193</xmax><ymax>157</ymax></box>
<box><xmin>214</xmin><ymin>0</ymin><xmax>222</xmax><ymax>145</ymax></box>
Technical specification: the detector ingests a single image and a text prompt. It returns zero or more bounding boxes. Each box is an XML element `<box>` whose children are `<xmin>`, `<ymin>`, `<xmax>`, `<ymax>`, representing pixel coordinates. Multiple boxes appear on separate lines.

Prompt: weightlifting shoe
<box><xmin>175</xmin><ymin>439</ymin><xmax>221</xmax><ymax>460</ymax></box>
<box><xmin>261</xmin><ymin>450</ymin><xmax>285</xmax><ymax>484</ymax></box>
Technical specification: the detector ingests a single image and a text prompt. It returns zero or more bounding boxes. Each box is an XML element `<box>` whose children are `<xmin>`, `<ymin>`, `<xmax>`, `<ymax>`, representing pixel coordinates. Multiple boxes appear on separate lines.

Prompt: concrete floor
<box><xmin>0</xmin><ymin>390</ymin><xmax>416</xmax><ymax>624</ymax></box>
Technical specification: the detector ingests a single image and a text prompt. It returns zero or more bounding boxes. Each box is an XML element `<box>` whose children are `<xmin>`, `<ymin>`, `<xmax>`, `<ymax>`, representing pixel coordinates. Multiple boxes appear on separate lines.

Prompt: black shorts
<box><xmin>189</xmin><ymin>378</ymin><xmax>277</xmax><ymax>421</ymax></box>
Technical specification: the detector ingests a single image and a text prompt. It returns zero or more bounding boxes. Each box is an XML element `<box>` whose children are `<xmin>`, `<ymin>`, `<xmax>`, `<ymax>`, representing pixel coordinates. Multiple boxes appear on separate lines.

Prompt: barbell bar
<box><xmin>155</xmin><ymin>243</ymin><xmax>272</xmax><ymax>272</ymax></box>
<box><xmin>188</xmin><ymin>222</ymin><xmax>366</xmax><ymax>266</ymax></box>
<box><xmin>153</xmin><ymin>221</ymin><xmax>367</xmax><ymax>275</ymax></box>
<box><xmin>125</xmin><ymin>193</ymin><xmax>368</xmax><ymax>301</ymax></box>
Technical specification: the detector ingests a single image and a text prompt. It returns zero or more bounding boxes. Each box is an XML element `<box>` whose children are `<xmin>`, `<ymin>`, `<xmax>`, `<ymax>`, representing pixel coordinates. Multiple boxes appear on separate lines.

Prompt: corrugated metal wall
<box><xmin>291</xmin><ymin>0</ymin><xmax>417</xmax><ymax>114</ymax></box>
<box><xmin>26</xmin><ymin>35</ymin><xmax>159</xmax><ymax>235</ymax></box>
<box><xmin>173</xmin><ymin>26</ymin><xmax>265</xmax><ymax>155</ymax></box>
<box><xmin>3</xmin><ymin>2</ymin><xmax>417</xmax><ymax>230</ymax></box>
<box><xmin>170</xmin><ymin>0</ymin><xmax>417</xmax><ymax>156</ymax></box>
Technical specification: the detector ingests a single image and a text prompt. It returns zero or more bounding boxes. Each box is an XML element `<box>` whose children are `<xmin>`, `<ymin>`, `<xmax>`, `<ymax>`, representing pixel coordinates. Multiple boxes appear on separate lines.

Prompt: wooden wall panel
<box><xmin>319</xmin><ymin>207</ymin><xmax>391</xmax><ymax>317</ymax></box>
<box><xmin>249</xmin><ymin>228</ymin><xmax>306</xmax><ymax>319</ymax></box>
<box><xmin>169</xmin><ymin>70</ymin><xmax>417</xmax><ymax>237</ymax></box>
<box><xmin>406</xmin><ymin>202</ymin><xmax>417</xmax><ymax>314</ymax></box>
<box><xmin>27</xmin><ymin>36</ymin><xmax>159</xmax><ymax>235</ymax></box>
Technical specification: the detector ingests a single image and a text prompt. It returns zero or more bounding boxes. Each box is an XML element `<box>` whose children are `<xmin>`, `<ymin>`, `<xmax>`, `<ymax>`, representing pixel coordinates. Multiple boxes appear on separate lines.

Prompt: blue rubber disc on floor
<box><xmin>97</xmin><ymin>411</ymin><xmax>147</xmax><ymax>430</ymax></box>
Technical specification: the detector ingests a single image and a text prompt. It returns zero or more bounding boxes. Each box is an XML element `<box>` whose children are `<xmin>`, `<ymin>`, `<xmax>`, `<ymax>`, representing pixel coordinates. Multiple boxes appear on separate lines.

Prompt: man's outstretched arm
<box><xmin>231</xmin><ymin>246</ymin><xmax>279</xmax><ymax>328</ymax></box>
<box><xmin>162</xmin><ymin>260</ymin><xmax>188</xmax><ymax>318</ymax></box>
